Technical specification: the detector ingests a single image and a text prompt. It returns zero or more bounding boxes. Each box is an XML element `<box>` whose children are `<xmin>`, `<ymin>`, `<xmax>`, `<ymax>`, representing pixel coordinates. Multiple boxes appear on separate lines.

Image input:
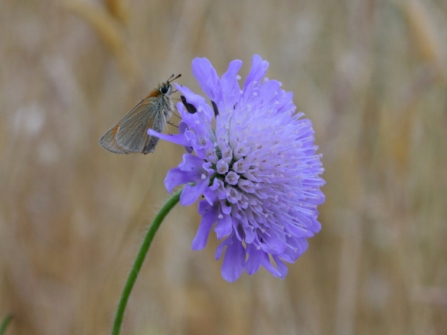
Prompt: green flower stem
<box><xmin>111</xmin><ymin>188</ymin><xmax>183</xmax><ymax>335</ymax></box>
<box><xmin>0</xmin><ymin>314</ymin><xmax>13</xmax><ymax>335</ymax></box>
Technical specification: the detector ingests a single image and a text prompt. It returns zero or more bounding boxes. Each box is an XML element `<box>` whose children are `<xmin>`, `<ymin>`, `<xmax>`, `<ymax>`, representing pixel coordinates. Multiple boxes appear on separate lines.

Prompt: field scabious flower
<box><xmin>149</xmin><ymin>55</ymin><xmax>325</xmax><ymax>282</ymax></box>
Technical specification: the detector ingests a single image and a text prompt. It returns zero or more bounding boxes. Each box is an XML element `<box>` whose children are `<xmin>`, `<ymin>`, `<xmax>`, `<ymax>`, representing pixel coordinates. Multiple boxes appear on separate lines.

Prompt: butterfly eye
<box><xmin>161</xmin><ymin>84</ymin><xmax>170</xmax><ymax>94</ymax></box>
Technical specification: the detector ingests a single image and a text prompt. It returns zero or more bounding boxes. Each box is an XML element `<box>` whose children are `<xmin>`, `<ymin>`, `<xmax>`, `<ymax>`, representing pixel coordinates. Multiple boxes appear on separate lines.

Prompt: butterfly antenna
<box><xmin>169</xmin><ymin>74</ymin><xmax>181</xmax><ymax>83</ymax></box>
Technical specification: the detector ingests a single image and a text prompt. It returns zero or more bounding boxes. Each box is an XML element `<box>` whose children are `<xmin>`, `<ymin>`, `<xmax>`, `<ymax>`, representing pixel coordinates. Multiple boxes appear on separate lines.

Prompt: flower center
<box><xmin>211</xmin><ymin>141</ymin><xmax>258</xmax><ymax>208</ymax></box>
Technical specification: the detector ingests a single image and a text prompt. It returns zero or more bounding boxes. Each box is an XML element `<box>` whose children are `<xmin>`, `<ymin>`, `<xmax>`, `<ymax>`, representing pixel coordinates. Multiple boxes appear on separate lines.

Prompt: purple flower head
<box><xmin>149</xmin><ymin>55</ymin><xmax>325</xmax><ymax>282</ymax></box>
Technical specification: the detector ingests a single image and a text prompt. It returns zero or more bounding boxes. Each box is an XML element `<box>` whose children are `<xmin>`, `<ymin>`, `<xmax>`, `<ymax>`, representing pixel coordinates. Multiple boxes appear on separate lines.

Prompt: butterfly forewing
<box><xmin>98</xmin><ymin>124</ymin><xmax>127</xmax><ymax>154</ymax></box>
<box><xmin>115</xmin><ymin>99</ymin><xmax>165</xmax><ymax>154</ymax></box>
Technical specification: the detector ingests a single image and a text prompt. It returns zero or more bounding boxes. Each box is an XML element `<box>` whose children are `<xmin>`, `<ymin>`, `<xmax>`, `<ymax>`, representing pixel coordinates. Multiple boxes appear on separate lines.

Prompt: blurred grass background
<box><xmin>1</xmin><ymin>0</ymin><xmax>447</xmax><ymax>334</ymax></box>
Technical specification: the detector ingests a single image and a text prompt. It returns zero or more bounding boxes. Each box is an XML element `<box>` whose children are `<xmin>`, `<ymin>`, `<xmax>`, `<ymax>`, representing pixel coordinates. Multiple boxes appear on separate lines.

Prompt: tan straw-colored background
<box><xmin>1</xmin><ymin>0</ymin><xmax>447</xmax><ymax>334</ymax></box>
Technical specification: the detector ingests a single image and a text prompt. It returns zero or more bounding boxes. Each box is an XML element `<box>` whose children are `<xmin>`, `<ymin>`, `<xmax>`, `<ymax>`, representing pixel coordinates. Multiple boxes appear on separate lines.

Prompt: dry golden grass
<box><xmin>1</xmin><ymin>0</ymin><xmax>447</xmax><ymax>334</ymax></box>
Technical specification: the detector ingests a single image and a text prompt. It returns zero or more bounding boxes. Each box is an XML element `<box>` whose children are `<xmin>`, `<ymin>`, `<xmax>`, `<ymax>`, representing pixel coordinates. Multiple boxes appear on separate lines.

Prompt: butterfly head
<box><xmin>158</xmin><ymin>74</ymin><xmax>181</xmax><ymax>97</ymax></box>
